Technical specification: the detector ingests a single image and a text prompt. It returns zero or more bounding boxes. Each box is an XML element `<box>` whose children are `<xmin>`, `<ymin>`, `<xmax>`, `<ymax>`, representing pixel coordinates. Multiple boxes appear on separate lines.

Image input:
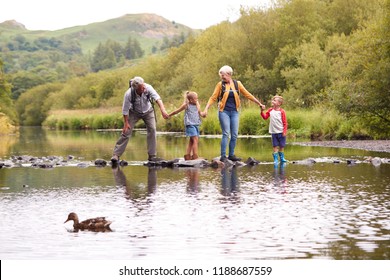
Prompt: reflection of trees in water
<box><xmin>9</xmin><ymin>127</ymin><xmax>48</xmax><ymax>156</ymax></box>
<box><xmin>0</xmin><ymin>134</ymin><xmax>17</xmax><ymax>157</ymax></box>
<box><xmin>324</xmin><ymin>239</ymin><xmax>390</xmax><ymax>259</ymax></box>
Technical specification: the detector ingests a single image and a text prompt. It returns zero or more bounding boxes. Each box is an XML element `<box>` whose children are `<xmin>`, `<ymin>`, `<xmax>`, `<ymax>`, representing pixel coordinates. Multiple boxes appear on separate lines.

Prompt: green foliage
<box><xmin>279</xmin><ymin>40</ymin><xmax>331</xmax><ymax>108</ymax></box>
<box><xmin>164</xmin><ymin>113</ymin><xmax>184</xmax><ymax>132</ymax></box>
<box><xmin>2</xmin><ymin>0</ymin><xmax>389</xmax><ymax>139</ymax></box>
<box><xmin>43</xmin><ymin>111</ymin><xmax>123</xmax><ymax>130</ymax></box>
<box><xmin>44</xmin><ymin>71</ymin><xmax>127</xmax><ymax>111</ymax></box>
<box><xmin>283</xmin><ymin>110</ymin><xmax>310</xmax><ymax>138</ymax></box>
<box><xmin>90</xmin><ymin>38</ymin><xmax>145</xmax><ymax>72</ymax></box>
<box><xmin>239</xmin><ymin>108</ymin><xmax>265</xmax><ymax>135</ymax></box>
<box><xmin>201</xmin><ymin>115</ymin><xmax>221</xmax><ymax>135</ymax></box>
<box><xmin>124</xmin><ymin>37</ymin><xmax>144</xmax><ymax>59</ymax></box>
<box><xmin>0</xmin><ymin>14</ymin><xmax>195</xmax><ymax>101</ymax></box>
<box><xmin>15</xmin><ymin>83</ymin><xmax>63</xmax><ymax>125</ymax></box>
<box><xmin>335</xmin><ymin>118</ymin><xmax>370</xmax><ymax>140</ymax></box>
<box><xmin>0</xmin><ymin>60</ymin><xmax>17</xmax><ymax>124</ymax></box>
<box><xmin>325</xmin><ymin>0</ymin><xmax>390</xmax><ymax>136</ymax></box>
<box><xmin>159</xmin><ymin>32</ymin><xmax>193</xmax><ymax>51</ymax></box>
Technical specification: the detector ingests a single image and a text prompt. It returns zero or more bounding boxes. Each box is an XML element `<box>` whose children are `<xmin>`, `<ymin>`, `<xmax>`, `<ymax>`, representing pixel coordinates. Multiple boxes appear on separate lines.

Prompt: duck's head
<box><xmin>64</xmin><ymin>212</ymin><xmax>78</xmax><ymax>223</ymax></box>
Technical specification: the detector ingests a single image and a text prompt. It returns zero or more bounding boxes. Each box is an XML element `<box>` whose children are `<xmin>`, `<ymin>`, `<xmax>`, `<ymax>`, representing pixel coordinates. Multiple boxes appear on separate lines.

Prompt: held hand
<box><xmin>161</xmin><ymin>110</ymin><xmax>169</xmax><ymax>119</ymax></box>
<box><xmin>260</xmin><ymin>104</ymin><xmax>266</xmax><ymax>110</ymax></box>
<box><xmin>201</xmin><ymin>110</ymin><xmax>207</xmax><ymax>118</ymax></box>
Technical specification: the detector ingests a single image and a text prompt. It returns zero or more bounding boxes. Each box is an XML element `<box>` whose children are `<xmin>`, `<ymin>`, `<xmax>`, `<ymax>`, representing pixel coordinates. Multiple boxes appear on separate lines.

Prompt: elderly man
<box><xmin>111</xmin><ymin>76</ymin><xmax>169</xmax><ymax>163</ymax></box>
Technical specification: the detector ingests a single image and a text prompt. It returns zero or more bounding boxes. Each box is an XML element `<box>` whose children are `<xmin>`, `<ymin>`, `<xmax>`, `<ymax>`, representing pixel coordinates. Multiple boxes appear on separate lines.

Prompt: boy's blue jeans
<box><xmin>218</xmin><ymin>110</ymin><xmax>239</xmax><ymax>157</ymax></box>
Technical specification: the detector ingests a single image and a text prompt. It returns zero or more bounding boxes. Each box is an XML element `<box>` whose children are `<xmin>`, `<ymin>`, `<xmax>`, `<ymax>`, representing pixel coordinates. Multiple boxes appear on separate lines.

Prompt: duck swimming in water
<box><xmin>64</xmin><ymin>212</ymin><xmax>112</xmax><ymax>232</ymax></box>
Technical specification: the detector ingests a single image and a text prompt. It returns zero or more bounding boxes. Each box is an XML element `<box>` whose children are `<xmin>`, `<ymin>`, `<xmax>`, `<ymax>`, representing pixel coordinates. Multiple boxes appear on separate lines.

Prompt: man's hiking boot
<box><xmin>148</xmin><ymin>156</ymin><xmax>164</xmax><ymax>162</ymax></box>
<box><xmin>111</xmin><ymin>155</ymin><xmax>119</xmax><ymax>163</ymax></box>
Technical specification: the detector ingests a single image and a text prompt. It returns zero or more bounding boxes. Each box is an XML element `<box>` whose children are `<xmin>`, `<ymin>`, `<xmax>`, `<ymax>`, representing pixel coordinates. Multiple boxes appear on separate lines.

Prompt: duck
<box><xmin>64</xmin><ymin>212</ymin><xmax>112</xmax><ymax>232</ymax></box>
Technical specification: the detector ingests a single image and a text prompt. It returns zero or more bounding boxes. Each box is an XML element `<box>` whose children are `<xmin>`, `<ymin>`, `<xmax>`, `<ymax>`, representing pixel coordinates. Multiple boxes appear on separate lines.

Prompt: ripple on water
<box><xmin>1</xmin><ymin>162</ymin><xmax>390</xmax><ymax>260</ymax></box>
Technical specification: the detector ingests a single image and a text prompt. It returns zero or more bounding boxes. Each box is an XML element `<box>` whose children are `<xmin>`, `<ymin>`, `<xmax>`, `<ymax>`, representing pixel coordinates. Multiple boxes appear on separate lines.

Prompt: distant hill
<box><xmin>0</xmin><ymin>13</ymin><xmax>199</xmax><ymax>54</ymax></box>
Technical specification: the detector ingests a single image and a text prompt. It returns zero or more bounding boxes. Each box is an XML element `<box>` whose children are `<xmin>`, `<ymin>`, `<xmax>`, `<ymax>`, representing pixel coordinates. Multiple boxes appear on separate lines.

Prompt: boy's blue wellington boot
<box><xmin>278</xmin><ymin>152</ymin><xmax>288</xmax><ymax>163</ymax></box>
<box><xmin>273</xmin><ymin>152</ymin><xmax>279</xmax><ymax>164</ymax></box>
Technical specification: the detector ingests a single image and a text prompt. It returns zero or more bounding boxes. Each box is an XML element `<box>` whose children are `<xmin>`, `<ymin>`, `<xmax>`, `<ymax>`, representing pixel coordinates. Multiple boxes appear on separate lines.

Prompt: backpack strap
<box><xmin>130</xmin><ymin>85</ymin><xmax>153</xmax><ymax>107</ymax></box>
<box><xmin>218</xmin><ymin>79</ymin><xmax>240</xmax><ymax>102</ymax></box>
<box><xmin>130</xmin><ymin>87</ymin><xmax>136</xmax><ymax>105</ymax></box>
<box><xmin>130</xmin><ymin>84</ymin><xmax>157</xmax><ymax>122</ymax></box>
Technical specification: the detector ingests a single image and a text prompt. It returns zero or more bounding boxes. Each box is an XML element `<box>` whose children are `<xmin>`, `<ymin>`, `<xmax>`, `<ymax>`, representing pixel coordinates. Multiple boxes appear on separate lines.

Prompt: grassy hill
<box><xmin>0</xmin><ymin>13</ymin><xmax>198</xmax><ymax>54</ymax></box>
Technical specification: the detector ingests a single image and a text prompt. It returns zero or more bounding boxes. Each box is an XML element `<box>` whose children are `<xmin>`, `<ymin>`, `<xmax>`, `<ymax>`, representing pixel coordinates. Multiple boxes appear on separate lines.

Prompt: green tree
<box><xmin>90</xmin><ymin>42</ymin><xmax>117</xmax><ymax>72</ymax></box>
<box><xmin>10</xmin><ymin>71</ymin><xmax>46</xmax><ymax>100</ymax></box>
<box><xmin>124</xmin><ymin>37</ymin><xmax>144</xmax><ymax>59</ymax></box>
<box><xmin>327</xmin><ymin>0</ymin><xmax>382</xmax><ymax>35</ymax></box>
<box><xmin>0</xmin><ymin>59</ymin><xmax>17</xmax><ymax>124</ymax></box>
<box><xmin>279</xmin><ymin>40</ymin><xmax>331</xmax><ymax>107</ymax></box>
<box><xmin>15</xmin><ymin>83</ymin><xmax>63</xmax><ymax>126</ymax></box>
<box><xmin>327</xmin><ymin>0</ymin><xmax>390</xmax><ymax>137</ymax></box>
<box><xmin>273</xmin><ymin>0</ymin><xmax>329</xmax><ymax>48</ymax></box>
<box><xmin>124</xmin><ymin>37</ymin><xmax>135</xmax><ymax>59</ymax></box>
<box><xmin>106</xmin><ymin>39</ymin><xmax>124</xmax><ymax>63</ymax></box>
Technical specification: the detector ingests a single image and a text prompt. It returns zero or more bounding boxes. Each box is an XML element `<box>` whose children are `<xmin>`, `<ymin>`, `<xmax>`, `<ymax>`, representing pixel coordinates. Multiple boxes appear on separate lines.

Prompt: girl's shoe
<box><xmin>184</xmin><ymin>154</ymin><xmax>191</xmax><ymax>160</ymax></box>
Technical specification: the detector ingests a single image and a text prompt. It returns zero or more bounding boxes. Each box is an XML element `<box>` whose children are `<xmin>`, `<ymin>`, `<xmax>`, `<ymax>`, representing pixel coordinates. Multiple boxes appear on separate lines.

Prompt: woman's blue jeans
<box><xmin>218</xmin><ymin>110</ymin><xmax>239</xmax><ymax>157</ymax></box>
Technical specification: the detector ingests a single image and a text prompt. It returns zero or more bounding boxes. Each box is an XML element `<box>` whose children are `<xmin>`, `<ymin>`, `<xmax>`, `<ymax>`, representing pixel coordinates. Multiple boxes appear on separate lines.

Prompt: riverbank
<box><xmin>293</xmin><ymin>140</ymin><xmax>390</xmax><ymax>153</ymax></box>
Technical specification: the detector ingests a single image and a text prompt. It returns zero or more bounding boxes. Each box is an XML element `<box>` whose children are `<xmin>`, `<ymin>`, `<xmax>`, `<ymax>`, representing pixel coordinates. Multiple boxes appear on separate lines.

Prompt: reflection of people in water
<box><xmin>273</xmin><ymin>162</ymin><xmax>288</xmax><ymax>193</ymax></box>
<box><xmin>220</xmin><ymin>167</ymin><xmax>239</xmax><ymax>196</ymax></box>
<box><xmin>112</xmin><ymin>166</ymin><xmax>157</xmax><ymax>199</ymax></box>
<box><xmin>186</xmin><ymin>168</ymin><xmax>200</xmax><ymax>193</ymax></box>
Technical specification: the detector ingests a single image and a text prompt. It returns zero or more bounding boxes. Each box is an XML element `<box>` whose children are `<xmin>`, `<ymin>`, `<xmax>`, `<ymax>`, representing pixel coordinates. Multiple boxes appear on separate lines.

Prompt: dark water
<box><xmin>1</xmin><ymin>127</ymin><xmax>389</xmax><ymax>260</ymax></box>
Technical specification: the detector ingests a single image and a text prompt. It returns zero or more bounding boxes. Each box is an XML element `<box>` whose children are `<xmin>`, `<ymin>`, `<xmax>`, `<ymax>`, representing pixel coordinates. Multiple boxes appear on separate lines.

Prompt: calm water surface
<box><xmin>1</xmin><ymin>128</ymin><xmax>389</xmax><ymax>260</ymax></box>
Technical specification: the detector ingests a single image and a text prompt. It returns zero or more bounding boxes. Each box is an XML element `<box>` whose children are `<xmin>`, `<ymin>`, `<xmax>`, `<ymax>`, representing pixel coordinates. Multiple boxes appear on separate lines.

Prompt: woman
<box><xmin>202</xmin><ymin>65</ymin><xmax>265</xmax><ymax>161</ymax></box>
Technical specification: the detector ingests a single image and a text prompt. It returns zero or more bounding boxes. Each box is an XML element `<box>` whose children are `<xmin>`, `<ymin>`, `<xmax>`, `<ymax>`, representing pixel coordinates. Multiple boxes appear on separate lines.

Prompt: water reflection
<box><xmin>220</xmin><ymin>167</ymin><xmax>239</xmax><ymax>196</ymax></box>
<box><xmin>112</xmin><ymin>166</ymin><xmax>157</xmax><ymax>199</ymax></box>
<box><xmin>1</xmin><ymin>128</ymin><xmax>390</xmax><ymax>260</ymax></box>
<box><xmin>273</xmin><ymin>162</ymin><xmax>288</xmax><ymax>193</ymax></box>
<box><xmin>186</xmin><ymin>169</ymin><xmax>200</xmax><ymax>193</ymax></box>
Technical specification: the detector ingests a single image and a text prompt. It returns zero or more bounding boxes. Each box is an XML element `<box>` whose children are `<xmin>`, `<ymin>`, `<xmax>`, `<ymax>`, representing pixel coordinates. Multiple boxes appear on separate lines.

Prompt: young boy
<box><xmin>169</xmin><ymin>91</ymin><xmax>205</xmax><ymax>160</ymax></box>
<box><xmin>260</xmin><ymin>95</ymin><xmax>288</xmax><ymax>164</ymax></box>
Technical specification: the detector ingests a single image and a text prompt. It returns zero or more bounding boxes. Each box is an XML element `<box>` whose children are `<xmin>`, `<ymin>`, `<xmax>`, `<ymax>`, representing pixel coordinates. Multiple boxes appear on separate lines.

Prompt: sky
<box><xmin>0</xmin><ymin>0</ymin><xmax>272</xmax><ymax>31</ymax></box>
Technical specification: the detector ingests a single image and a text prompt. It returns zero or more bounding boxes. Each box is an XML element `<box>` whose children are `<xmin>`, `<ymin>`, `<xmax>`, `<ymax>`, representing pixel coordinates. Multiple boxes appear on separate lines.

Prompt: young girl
<box><xmin>260</xmin><ymin>95</ymin><xmax>288</xmax><ymax>164</ymax></box>
<box><xmin>169</xmin><ymin>91</ymin><xmax>204</xmax><ymax>160</ymax></box>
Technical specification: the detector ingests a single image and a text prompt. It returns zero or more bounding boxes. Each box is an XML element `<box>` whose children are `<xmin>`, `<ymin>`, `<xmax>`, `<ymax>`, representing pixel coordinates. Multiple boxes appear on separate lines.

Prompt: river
<box><xmin>1</xmin><ymin>127</ymin><xmax>389</xmax><ymax>260</ymax></box>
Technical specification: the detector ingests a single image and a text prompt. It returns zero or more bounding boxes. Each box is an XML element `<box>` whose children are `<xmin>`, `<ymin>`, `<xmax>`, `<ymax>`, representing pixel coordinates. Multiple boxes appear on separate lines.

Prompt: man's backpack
<box><xmin>129</xmin><ymin>79</ymin><xmax>156</xmax><ymax>120</ymax></box>
<box><xmin>129</xmin><ymin>79</ymin><xmax>153</xmax><ymax>106</ymax></box>
<box><xmin>218</xmin><ymin>79</ymin><xmax>240</xmax><ymax>102</ymax></box>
